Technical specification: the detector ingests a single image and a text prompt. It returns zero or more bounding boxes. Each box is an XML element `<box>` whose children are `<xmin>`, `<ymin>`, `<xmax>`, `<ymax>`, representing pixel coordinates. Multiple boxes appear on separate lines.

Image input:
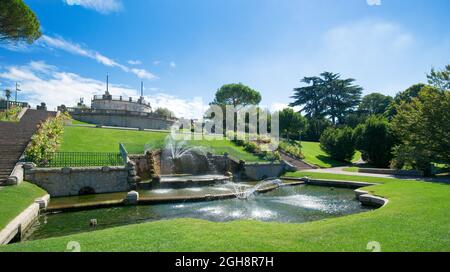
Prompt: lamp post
<box><xmin>15</xmin><ymin>82</ymin><xmax>21</xmax><ymax>102</ymax></box>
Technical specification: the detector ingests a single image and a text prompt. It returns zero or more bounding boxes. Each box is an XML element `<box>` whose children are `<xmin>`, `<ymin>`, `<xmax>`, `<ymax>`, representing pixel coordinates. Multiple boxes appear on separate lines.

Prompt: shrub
<box><xmin>353</xmin><ymin>116</ymin><xmax>396</xmax><ymax>168</ymax></box>
<box><xmin>320</xmin><ymin>127</ymin><xmax>355</xmax><ymax>162</ymax></box>
<box><xmin>279</xmin><ymin>141</ymin><xmax>304</xmax><ymax>159</ymax></box>
<box><xmin>0</xmin><ymin>106</ymin><xmax>22</xmax><ymax>122</ymax></box>
<box><xmin>25</xmin><ymin>114</ymin><xmax>67</xmax><ymax>165</ymax></box>
<box><xmin>243</xmin><ymin>141</ymin><xmax>259</xmax><ymax>153</ymax></box>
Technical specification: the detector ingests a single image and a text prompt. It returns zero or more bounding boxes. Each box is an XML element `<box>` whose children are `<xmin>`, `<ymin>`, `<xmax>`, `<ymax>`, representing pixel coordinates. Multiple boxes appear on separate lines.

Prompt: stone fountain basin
<box><xmin>159</xmin><ymin>174</ymin><xmax>232</xmax><ymax>189</ymax></box>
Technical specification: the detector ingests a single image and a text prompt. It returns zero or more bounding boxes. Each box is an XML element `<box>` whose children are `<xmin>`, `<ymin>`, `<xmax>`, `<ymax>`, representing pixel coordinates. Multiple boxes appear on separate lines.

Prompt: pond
<box><xmin>24</xmin><ymin>184</ymin><xmax>373</xmax><ymax>241</ymax></box>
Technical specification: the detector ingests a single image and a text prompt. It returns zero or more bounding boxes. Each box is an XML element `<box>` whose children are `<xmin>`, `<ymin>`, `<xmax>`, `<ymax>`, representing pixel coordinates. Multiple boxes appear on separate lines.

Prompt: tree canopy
<box><xmin>392</xmin><ymin>86</ymin><xmax>450</xmax><ymax>174</ymax></box>
<box><xmin>154</xmin><ymin>107</ymin><xmax>175</xmax><ymax>118</ymax></box>
<box><xmin>278</xmin><ymin>108</ymin><xmax>307</xmax><ymax>140</ymax></box>
<box><xmin>0</xmin><ymin>0</ymin><xmax>41</xmax><ymax>43</ymax></box>
<box><xmin>359</xmin><ymin>93</ymin><xmax>393</xmax><ymax>115</ymax></box>
<box><xmin>427</xmin><ymin>64</ymin><xmax>450</xmax><ymax>91</ymax></box>
<box><xmin>211</xmin><ymin>83</ymin><xmax>261</xmax><ymax>109</ymax></box>
<box><xmin>354</xmin><ymin>116</ymin><xmax>396</xmax><ymax>168</ymax></box>
<box><xmin>290</xmin><ymin>72</ymin><xmax>362</xmax><ymax>125</ymax></box>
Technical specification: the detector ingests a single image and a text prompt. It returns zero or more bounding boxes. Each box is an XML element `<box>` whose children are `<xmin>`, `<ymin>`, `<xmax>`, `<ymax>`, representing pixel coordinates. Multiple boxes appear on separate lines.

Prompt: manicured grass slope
<box><xmin>2</xmin><ymin>176</ymin><xmax>449</xmax><ymax>252</ymax></box>
<box><xmin>61</xmin><ymin>126</ymin><xmax>264</xmax><ymax>162</ymax></box>
<box><xmin>284</xmin><ymin>171</ymin><xmax>407</xmax><ymax>184</ymax></box>
<box><xmin>0</xmin><ymin>182</ymin><xmax>47</xmax><ymax>229</ymax></box>
<box><xmin>301</xmin><ymin>141</ymin><xmax>361</xmax><ymax>168</ymax></box>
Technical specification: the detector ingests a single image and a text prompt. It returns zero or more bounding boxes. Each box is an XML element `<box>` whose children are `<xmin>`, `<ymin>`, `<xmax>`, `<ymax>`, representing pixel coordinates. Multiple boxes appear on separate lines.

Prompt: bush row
<box><xmin>25</xmin><ymin>113</ymin><xmax>69</xmax><ymax>165</ymax></box>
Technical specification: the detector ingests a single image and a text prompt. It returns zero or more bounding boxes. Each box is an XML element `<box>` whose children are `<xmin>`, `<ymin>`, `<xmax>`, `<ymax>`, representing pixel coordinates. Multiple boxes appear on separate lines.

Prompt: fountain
<box><xmin>225</xmin><ymin>179</ymin><xmax>284</xmax><ymax>200</ymax></box>
<box><xmin>157</xmin><ymin>135</ymin><xmax>231</xmax><ymax>187</ymax></box>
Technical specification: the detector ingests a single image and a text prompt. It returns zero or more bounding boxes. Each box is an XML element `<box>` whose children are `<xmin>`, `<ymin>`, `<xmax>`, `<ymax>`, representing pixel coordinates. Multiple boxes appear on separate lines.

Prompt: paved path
<box><xmin>304</xmin><ymin>166</ymin><xmax>450</xmax><ymax>183</ymax></box>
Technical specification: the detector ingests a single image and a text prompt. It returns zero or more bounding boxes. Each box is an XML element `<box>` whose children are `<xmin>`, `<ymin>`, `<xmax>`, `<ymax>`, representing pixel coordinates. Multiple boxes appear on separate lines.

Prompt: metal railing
<box><xmin>119</xmin><ymin>143</ymin><xmax>129</xmax><ymax>163</ymax></box>
<box><xmin>0</xmin><ymin>100</ymin><xmax>28</xmax><ymax>110</ymax></box>
<box><xmin>34</xmin><ymin>152</ymin><xmax>125</xmax><ymax>168</ymax></box>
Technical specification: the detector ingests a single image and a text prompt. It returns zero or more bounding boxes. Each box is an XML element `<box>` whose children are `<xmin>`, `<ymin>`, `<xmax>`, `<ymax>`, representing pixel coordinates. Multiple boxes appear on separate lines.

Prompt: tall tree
<box><xmin>210</xmin><ymin>83</ymin><xmax>261</xmax><ymax>133</ymax></box>
<box><xmin>290</xmin><ymin>72</ymin><xmax>362</xmax><ymax>125</ymax></box>
<box><xmin>359</xmin><ymin>93</ymin><xmax>393</xmax><ymax>115</ymax></box>
<box><xmin>354</xmin><ymin>116</ymin><xmax>396</xmax><ymax>167</ymax></box>
<box><xmin>290</xmin><ymin>76</ymin><xmax>326</xmax><ymax>119</ymax></box>
<box><xmin>385</xmin><ymin>83</ymin><xmax>426</xmax><ymax>119</ymax></box>
<box><xmin>392</xmin><ymin>86</ymin><xmax>450</xmax><ymax>175</ymax></box>
<box><xmin>0</xmin><ymin>0</ymin><xmax>41</xmax><ymax>43</ymax></box>
<box><xmin>154</xmin><ymin>107</ymin><xmax>175</xmax><ymax>118</ymax></box>
<box><xmin>211</xmin><ymin>83</ymin><xmax>261</xmax><ymax>110</ymax></box>
<box><xmin>427</xmin><ymin>64</ymin><xmax>450</xmax><ymax>91</ymax></box>
<box><xmin>279</xmin><ymin>108</ymin><xmax>307</xmax><ymax>140</ymax></box>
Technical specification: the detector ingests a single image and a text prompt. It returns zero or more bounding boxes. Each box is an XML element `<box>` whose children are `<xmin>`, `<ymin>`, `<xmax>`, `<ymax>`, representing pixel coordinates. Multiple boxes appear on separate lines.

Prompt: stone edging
<box><xmin>354</xmin><ymin>189</ymin><xmax>389</xmax><ymax>207</ymax></box>
<box><xmin>0</xmin><ymin>194</ymin><xmax>49</xmax><ymax>245</ymax></box>
<box><xmin>16</xmin><ymin>107</ymin><xmax>28</xmax><ymax>120</ymax></box>
<box><xmin>283</xmin><ymin>177</ymin><xmax>388</xmax><ymax>208</ymax></box>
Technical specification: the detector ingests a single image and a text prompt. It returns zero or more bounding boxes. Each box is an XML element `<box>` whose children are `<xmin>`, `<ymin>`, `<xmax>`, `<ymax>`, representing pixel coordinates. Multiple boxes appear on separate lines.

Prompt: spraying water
<box><xmin>226</xmin><ymin>179</ymin><xmax>283</xmax><ymax>200</ymax></box>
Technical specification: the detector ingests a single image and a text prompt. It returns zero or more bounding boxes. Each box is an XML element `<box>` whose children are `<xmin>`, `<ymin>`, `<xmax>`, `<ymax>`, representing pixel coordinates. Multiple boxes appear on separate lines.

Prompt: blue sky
<box><xmin>0</xmin><ymin>0</ymin><xmax>449</xmax><ymax>117</ymax></box>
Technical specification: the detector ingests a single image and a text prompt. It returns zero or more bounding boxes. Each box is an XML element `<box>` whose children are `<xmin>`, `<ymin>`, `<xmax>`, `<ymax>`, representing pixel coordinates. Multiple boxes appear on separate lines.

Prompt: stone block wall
<box><xmin>73</xmin><ymin>112</ymin><xmax>175</xmax><ymax>130</ymax></box>
<box><xmin>24</xmin><ymin>164</ymin><xmax>135</xmax><ymax>197</ymax></box>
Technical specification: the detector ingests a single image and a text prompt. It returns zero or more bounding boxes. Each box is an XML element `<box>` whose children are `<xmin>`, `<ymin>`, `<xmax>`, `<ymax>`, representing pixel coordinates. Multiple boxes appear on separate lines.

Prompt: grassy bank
<box><xmin>61</xmin><ymin>126</ymin><xmax>266</xmax><ymax>162</ymax></box>
<box><xmin>0</xmin><ymin>182</ymin><xmax>47</xmax><ymax>230</ymax></box>
<box><xmin>301</xmin><ymin>141</ymin><xmax>361</xmax><ymax>168</ymax></box>
<box><xmin>1</xmin><ymin>175</ymin><xmax>448</xmax><ymax>252</ymax></box>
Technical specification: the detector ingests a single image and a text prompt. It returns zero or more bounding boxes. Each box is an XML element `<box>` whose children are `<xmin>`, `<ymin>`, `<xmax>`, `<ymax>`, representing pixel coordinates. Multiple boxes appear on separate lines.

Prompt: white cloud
<box><xmin>38</xmin><ymin>35</ymin><xmax>157</xmax><ymax>80</ymax></box>
<box><xmin>170</xmin><ymin>61</ymin><xmax>176</xmax><ymax>68</ymax></box>
<box><xmin>366</xmin><ymin>0</ymin><xmax>382</xmax><ymax>6</ymax></box>
<box><xmin>64</xmin><ymin>0</ymin><xmax>122</xmax><ymax>14</ymax></box>
<box><xmin>146</xmin><ymin>94</ymin><xmax>207</xmax><ymax>119</ymax></box>
<box><xmin>0</xmin><ymin>61</ymin><xmax>206</xmax><ymax>118</ymax></box>
<box><xmin>128</xmin><ymin>60</ymin><xmax>142</xmax><ymax>65</ymax></box>
<box><xmin>130</xmin><ymin>68</ymin><xmax>156</xmax><ymax>80</ymax></box>
<box><xmin>0</xmin><ymin>61</ymin><xmax>136</xmax><ymax>110</ymax></box>
<box><xmin>317</xmin><ymin>19</ymin><xmax>418</xmax><ymax>93</ymax></box>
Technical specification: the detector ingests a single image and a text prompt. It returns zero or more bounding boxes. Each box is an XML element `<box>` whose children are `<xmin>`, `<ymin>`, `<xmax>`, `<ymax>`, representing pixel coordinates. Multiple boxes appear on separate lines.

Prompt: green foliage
<box><xmin>301</xmin><ymin>117</ymin><xmax>332</xmax><ymax>142</ymax></box>
<box><xmin>320</xmin><ymin>127</ymin><xmax>356</xmax><ymax>162</ymax></box>
<box><xmin>278</xmin><ymin>108</ymin><xmax>307</xmax><ymax>140</ymax></box>
<box><xmin>385</xmin><ymin>83</ymin><xmax>425</xmax><ymax>118</ymax></box>
<box><xmin>211</xmin><ymin>83</ymin><xmax>261</xmax><ymax>108</ymax></box>
<box><xmin>353</xmin><ymin>116</ymin><xmax>395</xmax><ymax>167</ymax></box>
<box><xmin>279</xmin><ymin>141</ymin><xmax>304</xmax><ymax>159</ymax></box>
<box><xmin>359</xmin><ymin>93</ymin><xmax>393</xmax><ymax>115</ymax></box>
<box><xmin>290</xmin><ymin>72</ymin><xmax>363</xmax><ymax>125</ymax></box>
<box><xmin>25</xmin><ymin>114</ymin><xmax>66</xmax><ymax>165</ymax></box>
<box><xmin>0</xmin><ymin>0</ymin><xmax>41</xmax><ymax>43</ymax></box>
<box><xmin>391</xmin><ymin>86</ymin><xmax>450</xmax><ymax>175</ymax></box>
<box><xmin>154</xmin><ymin>107</ymin><xmax>175</xmax><ymax>118</ymax></box>
<box><xmin>0</xmin><ymin>105</ymin><xmax>22</xmax><ymax>121</ymax></box>
<box><xmin>427</xmin><ymin>64</ymin><xmax>450</xmax><ymax>90</ymax></box>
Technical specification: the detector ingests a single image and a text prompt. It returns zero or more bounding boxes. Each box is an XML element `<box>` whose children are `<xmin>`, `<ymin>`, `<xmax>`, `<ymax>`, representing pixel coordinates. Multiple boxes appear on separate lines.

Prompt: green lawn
<box><xmin>1</xmin><ymin>174</ymin><xmax>448</xmax><ymax>252</ymax></box>
<box><xmin>284</xmin><ymin>171</ymin><xmax>413</xmax><ymax>184</ymax></box>
<box><xmin>301</xmin><ymin>141</ymin><xmax>361</xmax><ymax>168</ymax></box>
<box><xmin>0</xmin><ymin>182</ymin><xmax>47</xmax><ymax>230</ymax></box>
<box><xmin>60</xmin><ymin>126</ymin><xmax>265</xmax><ymax>162</ymax></box>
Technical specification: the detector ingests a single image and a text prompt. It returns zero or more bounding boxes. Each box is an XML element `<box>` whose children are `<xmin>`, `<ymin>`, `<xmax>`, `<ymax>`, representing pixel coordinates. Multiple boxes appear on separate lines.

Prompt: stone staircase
<box><xmin>0</xmin><ymin>109</ymin><xmax>56</xmax><ymax>184</ymax></box>
<box><xmin>279</xmin><ymin>151</ymin><xmax>316</xmax><ymax>170</ymax></box>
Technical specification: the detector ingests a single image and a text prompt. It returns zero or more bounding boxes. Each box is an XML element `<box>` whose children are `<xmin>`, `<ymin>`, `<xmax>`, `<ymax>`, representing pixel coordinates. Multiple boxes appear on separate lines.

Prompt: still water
<box><xmin>24</xmin><ymin>185</ymin><xmax>372</xmax><ymax>241</ymax></box>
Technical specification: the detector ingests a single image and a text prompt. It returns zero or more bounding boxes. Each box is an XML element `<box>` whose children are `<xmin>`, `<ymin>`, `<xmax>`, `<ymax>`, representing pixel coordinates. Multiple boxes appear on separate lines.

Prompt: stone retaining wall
<box><xmin>72</xmin><ymin>112</ymin><xmax>175</xmax><ymax>130</ymax></box>
<box><xmin>0</xmin><ymin>194</ymin><xmax>49</xmax><ymax>245</ymax></box>
<box><xmin>24</xmin><ymin>163</ymin><xmax>136</xmax><ymax>197</ymax></box>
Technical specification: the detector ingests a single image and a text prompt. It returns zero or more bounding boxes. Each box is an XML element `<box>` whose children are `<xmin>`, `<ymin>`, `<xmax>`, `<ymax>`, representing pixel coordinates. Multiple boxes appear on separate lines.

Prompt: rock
<box><xmin>124</xmin><ymin>190</ymin><xmax>139</xmax><ymax>205</ymax></box>
<box><xmin>224</xmin><ymin>171</ymin><xmax>233</xmax><ymax>177</ymax></box>
<box><xmin>61</xmin><ymin>167</ymin><xmax>72</xmax><ymax>174</ymax></box>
